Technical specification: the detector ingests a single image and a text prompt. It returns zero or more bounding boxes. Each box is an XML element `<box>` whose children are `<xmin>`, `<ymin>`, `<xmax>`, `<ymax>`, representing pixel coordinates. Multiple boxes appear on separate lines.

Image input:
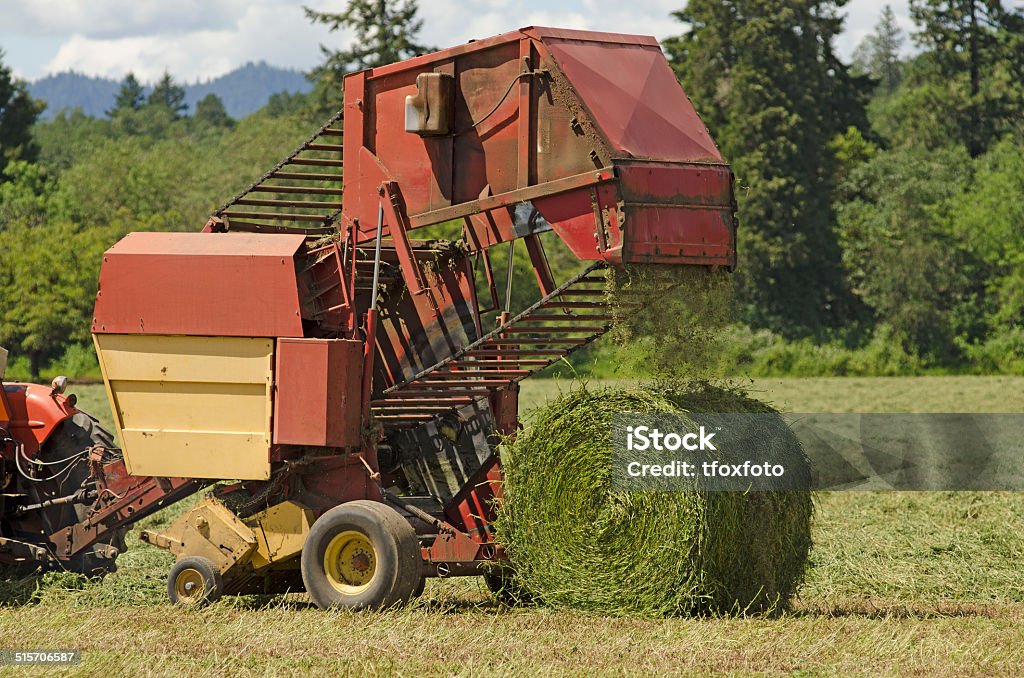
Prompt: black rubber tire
<box><xmin>167</xmin><ymin>556</ymin><xmax>223</xmax><ymax>607</ymax></box>
<box><xmin>412</xmin><ymin>575</ymin><xmax>426</xmax><ymax>598</ymax></box>
<box><xmin>301</xmin><ymin>500</ymin><xmax>421</xmax><ymax>610</ymax></box>
<box><xmin>14</xmin><ymin>411</ymin><xmax>126</xmax><ymax>577</ymax></box>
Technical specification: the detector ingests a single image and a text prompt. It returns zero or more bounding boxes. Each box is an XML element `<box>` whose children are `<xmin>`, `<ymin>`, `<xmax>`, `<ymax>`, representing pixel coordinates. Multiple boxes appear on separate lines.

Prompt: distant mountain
<box><xmin>184</xmin><ymin>62</ymin><xmax>313</xmax><ymax>119</ymax></box>
<box><xmin>29</xmin><ymin>62</ymin><xmax>313</xmax><ymax>120</ymax></box>
<box><xmin>29</xmin><ymin>72</ymin><xmax>120</xmax><ymax>119</ymax></box>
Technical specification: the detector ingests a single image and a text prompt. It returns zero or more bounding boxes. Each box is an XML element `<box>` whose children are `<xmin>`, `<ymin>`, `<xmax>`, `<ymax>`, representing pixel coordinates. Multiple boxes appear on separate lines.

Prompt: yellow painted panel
<box><xmin>96</xmin><ymin>335</ymin><xmax>273</xmax><ymax>385</ymax></box>
<box><xmin>245</xmin><ymin>501</ymin><xmax>314</xmax><ymax>569</ymax></box>
<box><xmin>111</xmin><ymin>380</ymin><xmax>268</xmax><ymax>433</ymax></box>
<box><xmin>121</xmin><ymin>430</ymin><xmax>271</xmax><ymax>480</ymax></box>
<box><xmin>93</xmin><ymin>334</ymin><xmax>273</xmax><ymax>481</ymax></box>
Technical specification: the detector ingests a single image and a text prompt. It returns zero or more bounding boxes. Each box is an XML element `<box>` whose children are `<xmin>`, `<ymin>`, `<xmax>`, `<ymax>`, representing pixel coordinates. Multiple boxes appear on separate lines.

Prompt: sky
<box><xmin>1</xmin><ymin>0</ymin><xmax>917</xmax><ymax>84</ymax></box>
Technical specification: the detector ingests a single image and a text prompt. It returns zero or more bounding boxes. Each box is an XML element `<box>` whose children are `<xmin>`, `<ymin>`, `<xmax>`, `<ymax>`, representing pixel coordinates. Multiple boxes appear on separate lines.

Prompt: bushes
<box><xmin>960</xmin><ymin>328</ymin><xmax>1024</xmax><ymax>375</ymax></box>
<box><xmin>562</xmin><ymin>325</ymin><xmax>930</xmax><ymax>379</ymax></box>
<box><xmin>0</xmin><ymin>220</ymin><xmax>121</xmax><ymax>379</ymax></box>
<box><xmin>717</xmin><ymin>325</ymin><xmax>925</xmax><ymax>377</ymax></box>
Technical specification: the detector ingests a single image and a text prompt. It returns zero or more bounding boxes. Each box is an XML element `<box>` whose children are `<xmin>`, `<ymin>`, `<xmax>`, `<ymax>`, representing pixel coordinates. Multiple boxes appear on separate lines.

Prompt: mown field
<box><xmin>3</xmin><ymin>377</ymin><xmax>1024</xmax><ymax>676</ymax></box>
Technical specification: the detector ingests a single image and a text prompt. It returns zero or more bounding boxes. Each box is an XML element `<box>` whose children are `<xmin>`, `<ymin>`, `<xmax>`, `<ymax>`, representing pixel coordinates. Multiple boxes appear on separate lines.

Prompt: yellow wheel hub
<box><xmin>323</xmin><ymin>530</ymin><xmax>377</xmax><ymax>594</ymax></box>
<box><xmin>173</xmin><ymin>568</ymin><xmax>207</xmax><ymax>605</ymax></box>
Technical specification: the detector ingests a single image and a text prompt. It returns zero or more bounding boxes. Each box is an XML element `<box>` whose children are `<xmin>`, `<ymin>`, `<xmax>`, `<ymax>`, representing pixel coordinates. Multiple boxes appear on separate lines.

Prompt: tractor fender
<box><xmin>1</xmin><ymin>382</ymin><xmax>79</xmax><ymax>457</ymax></box>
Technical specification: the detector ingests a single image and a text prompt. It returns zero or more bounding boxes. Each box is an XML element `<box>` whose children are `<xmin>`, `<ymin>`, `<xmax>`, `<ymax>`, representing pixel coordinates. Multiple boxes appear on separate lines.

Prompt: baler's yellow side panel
<box><xmin>93</xmin><ymin>334</ymin><xmax>273</xmax><ymax>480</ymax></box>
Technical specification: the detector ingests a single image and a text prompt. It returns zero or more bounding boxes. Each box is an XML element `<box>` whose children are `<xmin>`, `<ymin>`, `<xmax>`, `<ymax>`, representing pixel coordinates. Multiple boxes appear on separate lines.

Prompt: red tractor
<box><xmin>0</xmin><ymin>351</ymin><xmax>129</xmax><ymax>575</ymax></box>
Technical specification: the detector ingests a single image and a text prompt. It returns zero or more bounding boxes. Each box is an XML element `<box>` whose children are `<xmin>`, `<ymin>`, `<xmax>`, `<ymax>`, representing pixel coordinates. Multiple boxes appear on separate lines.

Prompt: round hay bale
<box><xmin>498</xmin><ymin>381</ymin><xmax>813</xmax><ymax>616</ymax></box>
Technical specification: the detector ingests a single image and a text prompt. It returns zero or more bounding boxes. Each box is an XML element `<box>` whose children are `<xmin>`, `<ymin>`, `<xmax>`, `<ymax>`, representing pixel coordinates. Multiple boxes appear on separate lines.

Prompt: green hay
<box><xmin>498</xmin><ymin>381</ymin><xmax>813</xmax><ymax>617</ymax></box>
<box><xmin>606</xmin><ymin>264</ymin><xmax>735</xmax><ymax>380</ymax></box>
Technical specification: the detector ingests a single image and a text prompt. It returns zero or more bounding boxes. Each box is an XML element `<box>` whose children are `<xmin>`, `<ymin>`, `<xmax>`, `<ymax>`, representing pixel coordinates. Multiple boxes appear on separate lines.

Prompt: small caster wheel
<box><xmin>168</xmin><ymin>556</ymin><xmax>223</xmax><ymax>607</ymax></box>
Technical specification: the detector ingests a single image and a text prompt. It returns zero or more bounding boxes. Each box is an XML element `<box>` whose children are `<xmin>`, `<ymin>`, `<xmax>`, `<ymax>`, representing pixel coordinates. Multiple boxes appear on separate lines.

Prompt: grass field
<box><xmin>3</xmin><ymin>377</ymin><xmax>1024</xmax><ymax>676</ymax></box>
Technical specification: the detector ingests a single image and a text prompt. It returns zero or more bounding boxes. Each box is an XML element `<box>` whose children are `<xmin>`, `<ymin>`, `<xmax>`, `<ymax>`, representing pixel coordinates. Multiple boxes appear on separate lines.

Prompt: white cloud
<box><xmin>30</xmin><ymin>0</ymin><xmax>687</xmax><ymax>82</ymax></box>
<box><xmin>19</xmin><ymin>0</ymin><xmax>1021</xmax><ymax>82</ymax></box>
<box><xmin>38</xmin><ymin>1</ymin><xmax>343</xmax><ymax>82</ymax></box>
<box><xmin>4</xmin><ymin>0</ymin><xmax>245</xmax><ymax>39</ymax></box>
<box><xmin>416</xmin><ymin>0</ymin><xmax>682</xmax><ymax>50</ymax></box>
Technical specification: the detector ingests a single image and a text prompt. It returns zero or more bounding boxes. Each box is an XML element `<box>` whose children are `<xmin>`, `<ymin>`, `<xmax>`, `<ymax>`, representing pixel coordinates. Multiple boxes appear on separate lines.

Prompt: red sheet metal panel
<box><xmin>92</xmin><ymin>232</ymin><xmax>306</xmax><ymax>337</ymax></box>
<box><xmin>616</xmin><ymin>162</ymin><xmax>733</xmax><ymax>206</ymax></box>
<box><xmin>274</xmin><ymin>338</ymin><xmax>363</xmax><ymax>448</ymax></box>
<box><xmin>343</xmin><ymin>36</ymin><xmax>525</xmax><ymax>241</ymax></box>
<box><xmin>622</xmin><ymin>206</ymin><xmax>735</xmax><ymax>264</ymax></box>
<box><xmin>533</xmin><ymin>188</ymin><xmax>608</xmax><ymax>262</ymax></box>
<box><xmin>533</xmin><ymin>162</ymin><xmax>737</xmax><ymax>266</ymax></box>
<box><xmin>615</xmin><ymin>162</ymin><xmax>736</xmax><ymax>266</ymax></box>
<box><xmin>0</xmin><ymin>384</ymin><xmax>10</xmax><ymax>424</ymax></box>
<box><xmin>540</xmin><ymin>36</ymin><xmax>724</xmax><ymax>163</ymax></box>
<box><xmin>0</xmin><ymin>383</ymin><xmax>76</xmax><ymax>456</ymax></box>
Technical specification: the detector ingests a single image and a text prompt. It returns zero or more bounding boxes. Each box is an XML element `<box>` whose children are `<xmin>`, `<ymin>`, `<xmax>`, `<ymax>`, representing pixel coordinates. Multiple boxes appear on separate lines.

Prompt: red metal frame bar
<box><xmin>405</xmin><ymin>168</ymin><xmax>615</xmax><ymax>232</ymax></box>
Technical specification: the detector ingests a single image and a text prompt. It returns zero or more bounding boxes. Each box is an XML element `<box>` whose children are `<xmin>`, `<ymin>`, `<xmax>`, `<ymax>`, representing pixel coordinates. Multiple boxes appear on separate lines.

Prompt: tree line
<box><xmin>668</xmin><ymin>0</ymin><xmax>1023</xmax><ymax>373</ymax></box>
<box><xmin>1</xmin><ymin>1</ymin><xmax>1022</xmax><ymax>379</ymax></box>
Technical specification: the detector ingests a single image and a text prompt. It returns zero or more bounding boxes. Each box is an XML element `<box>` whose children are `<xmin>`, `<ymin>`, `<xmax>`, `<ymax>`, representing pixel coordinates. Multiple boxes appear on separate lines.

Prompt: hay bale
<box><xmin>498</xmin><ymin>381</ymin><xmax>813</xmax><ymax>616</ymax></box>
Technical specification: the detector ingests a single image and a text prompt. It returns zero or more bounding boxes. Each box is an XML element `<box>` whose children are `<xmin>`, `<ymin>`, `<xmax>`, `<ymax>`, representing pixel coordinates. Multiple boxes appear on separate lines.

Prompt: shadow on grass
<box><xmin>222</xmin><ymin>590</ymin><xmax>506</xmax><ymax>615</ymax></box>
<box><xmin>791</xmin><ymin>599</ymin><xmax>1023</xmax><ymax>620</ymax></box>
<box><xmin>0</xmin><ymin>566</ymin><xmax>75</xmax><ymax>606</ymax></box>
<box><xmin>0</xmin><ymin>573</ymin><xmax>41</xmax><ymax>606</ymax></box>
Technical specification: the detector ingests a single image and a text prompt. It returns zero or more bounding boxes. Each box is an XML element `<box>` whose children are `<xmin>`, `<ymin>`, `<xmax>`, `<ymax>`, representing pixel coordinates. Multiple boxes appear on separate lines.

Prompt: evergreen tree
<box><xmin>665</xmin><ymin>0</ymin><xmax>870</xmax><ymax>337</ymax></box>
<box><xmin>852</xmin><ymin>5</ymin><xmax>905</xmax><ymax>94</ymax></box>
<box><xmin>193</xmin><ymin>93</ymin><xmax>233</xmax><ymax>128</ymax></box>
<box><xmin>304</xmin><ymin>0</ymin><xmax>434</xmax><ymax>108</ymax></box>
<box><xmin>108</xmin><ymin>72</ymin><xmax>145</xmax><ymax>115</ymax></box>
<box><xmin>0</xmin><ymin>49</ymin><xmax>45</xmax><ymax>172</ymax></box>
<box><xmin>146</xmin><ymin>71</ymin><xmax>187</xmax><ymax>117</ymax></box>
<box><xmin>909</xmin><ymin>0</ymin><xmax>1024</xmax><ymax>156</ymax></box>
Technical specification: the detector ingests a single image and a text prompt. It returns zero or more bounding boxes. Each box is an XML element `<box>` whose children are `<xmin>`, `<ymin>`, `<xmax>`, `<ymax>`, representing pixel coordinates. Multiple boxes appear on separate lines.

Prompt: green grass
<box><xmin>521</xmin><ymin>375</ymin><xmax>1024</xmax><ymax>414</ymax></box>
<box><xmin>2</xmin><ymin>378</ymin><xmax>1023</xmax><ymax>676</ymax></box>
<box><xmin>71</xmin><ymin>383</ymin><xmax>113</xmax><ymax>430</ymax></box>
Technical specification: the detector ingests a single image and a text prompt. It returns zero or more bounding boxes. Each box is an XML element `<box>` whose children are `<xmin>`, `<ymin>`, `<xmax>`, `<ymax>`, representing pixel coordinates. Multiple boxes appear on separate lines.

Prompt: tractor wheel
<box><xmin>13</xmin><ymin>412</ymin><xmax>126</xmax><ymax>577</ymax></box>
<box><xmin>167</xmin><ymin>556</ymin><xmax>223</xmax><ymax>607</ymax></box>
<box><xmin>300</xmin><ymin>500</ymin><xmax>421</xmax><ymax>610</ymax></box>
<box><xmin>412</xmin><ymin>576</ymin><xmax>426</xmax><ymax>598</ymax></box>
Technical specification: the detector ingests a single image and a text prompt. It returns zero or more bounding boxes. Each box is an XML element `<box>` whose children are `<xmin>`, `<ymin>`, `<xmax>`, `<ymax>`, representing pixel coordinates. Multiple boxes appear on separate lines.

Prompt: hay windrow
<box><xmin>498</xmin><ymin>381</ymin><xmax>813</xmax><ymax>617</ymax></box>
